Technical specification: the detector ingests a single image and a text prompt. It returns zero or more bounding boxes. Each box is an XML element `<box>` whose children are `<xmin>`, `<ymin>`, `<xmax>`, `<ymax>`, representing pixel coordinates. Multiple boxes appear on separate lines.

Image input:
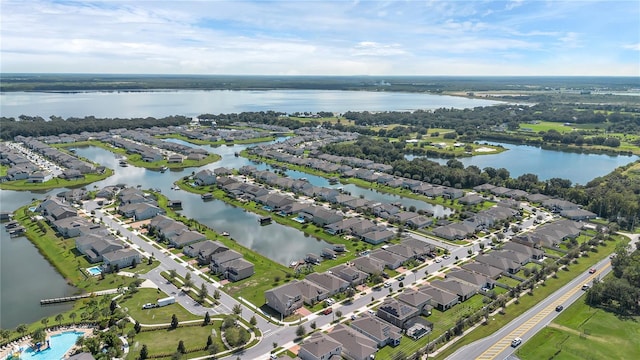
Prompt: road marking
<box><xmin>475</xmin><ymin>264</ymin><xmax>610</xmax><ymax>360</ymax></box>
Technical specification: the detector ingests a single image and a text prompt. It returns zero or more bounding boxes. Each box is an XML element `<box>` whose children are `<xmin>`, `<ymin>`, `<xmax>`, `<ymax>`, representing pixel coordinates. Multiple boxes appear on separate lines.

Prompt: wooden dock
<box><xmin>40</xmin><ymin>294</ymin><xmax>94</xmax><ymax>305</ymax></box>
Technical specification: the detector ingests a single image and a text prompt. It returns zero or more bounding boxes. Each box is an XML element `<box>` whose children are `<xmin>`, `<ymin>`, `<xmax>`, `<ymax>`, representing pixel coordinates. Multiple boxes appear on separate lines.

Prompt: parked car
<box><xmin>397</xmin><ymin>275</ymin><xmax>405</xmax><ymax>281</ymax></box>
<box><xmin>511</xmin><ymin>337</ymin><xmax>522</xmax><ymax>347</ymax></box>
<box><xmin>435</xmin><ymin>258</ymin><xmax>442</xmax><ymax>263</ymax></box>
<box><xmin>351</xmin><ymin>314</ymin><xmax>357</xmax><ymax>320</ymax></box>
<box><xmin>384</xmin><ymin>282</ymin><xmax>391</xmax><ymax>288</ymax></box>
<box><xmin>323</xmin><ymin>308</ymin><xmax>333</xmax><ymax>315</ymax></box>
<box><xmin>443</xmin><ymin>255</ymin><xmax>450</xmax><ymax>260</ymax></box>
<box><xmin>142</xmin><ymin>303</ymin><xmax>157</xmax><ymax>310</ymax></box>
<box><xmin>555</xmin><ymin>305</ymin><xmax>564</xmax><ymax>312</ymax></box>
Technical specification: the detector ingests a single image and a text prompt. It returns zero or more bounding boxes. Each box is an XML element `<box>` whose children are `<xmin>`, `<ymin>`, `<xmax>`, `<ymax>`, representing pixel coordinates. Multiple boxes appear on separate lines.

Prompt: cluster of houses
<box><xmin>473</xmin><ymin>184</ymin><xmax>597</xmax><ymax>221</ymax></box>
<box><xmin>34</xmin><ymin>196</ymin><xmax>140</xmax><ymax>272</ymax></box>
<box><xmin>196</xmin><ymin>168</ymin><xmax>405</xmax><ymax>249</ymax></box>
<box><xmin>431</xmin><ymin>206</ymin><xmax>518</xmax><ymax>240</ymax></box>
<box><xmin>102</xmin><ymin>133</ymin><xmax>207</xmax><ymax>164</ymax></box>
<box><xmin>145</xmin><ymin>214</ymin><xmax>254</xmax><ymax>282</ymax></box>
<box><xmin>0</xmin><ymin>139</ymin><xmax>102</xmax><ymax>183</ymax></box>
<box><xmin>265</xmin><ymin>238</ymin><xmax>436</xmax><ymax>316</ymax></box>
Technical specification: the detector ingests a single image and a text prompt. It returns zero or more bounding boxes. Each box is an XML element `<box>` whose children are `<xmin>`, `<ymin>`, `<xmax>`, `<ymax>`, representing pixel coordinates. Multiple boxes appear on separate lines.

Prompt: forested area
<box><xmin>342</xmin><ymin>103</ymin><xmax>640</xmax><ymax>136</ymax></box>
<box><xmin>586</xmin><ymin>244</ymin><xmax>640</xmax><ymax>315</ymax></box>
<box><xmin>0</xmin><ymin>115</ymin><xmax>190</xmax><ymax>140</ymax></box>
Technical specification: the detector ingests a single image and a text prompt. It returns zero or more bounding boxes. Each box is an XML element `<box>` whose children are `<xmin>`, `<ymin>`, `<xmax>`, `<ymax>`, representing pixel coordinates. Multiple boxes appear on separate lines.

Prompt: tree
<box><xmin>40</xmin><ymin>317</ymin><xmax>50</xmax><ymax>329</ymax></box>
<box><xmin>32</xmin><ymin>328</ymin><xmax>46</xmax><ymax>345</ymax></box>
<box><xmin>16</xmin><ymin>324</ymin><xmax>28</xmax><ymax>337</ymax></box>
<box><xmin>168</xmin><ymin>269</ymin><xmax>178</xmax><ymax>282</ymax></box>
<box><xmin>310</xmin><ymin>321</ymin><xmax>316</xmax><ymax>330</ymax></box>
<box><xmin>134</xmin><ymin>320</ymin><xmax>141</xmax><ymax>333</ymax></box>
<box><xmin>296</xmin><ymin>325</ymin><xmax>306</xmax><ymax>338</ymax></box>
<box><xmin>199</xmin><ymin>283</ymin><xmax>208</xmax><ymax>303</ymax></box>
<box><xmin>207</xmin><ymin>342</ymin><xmax>219</xmax><ymax>355</ymax></box>
<box><xmin>0</xmin><ymin>329</ymin><xmax>10</xmax><ymax>341</ymax></box>
<box><xmin>69</xmin><ymin>312</ymin><xmax>77</xmax><ymax>324</ymax></box>
<box><xmin>184</xmin><ymin>272</ymin><xmax>193</xmax><ymax>289</ymax></box>
<box><xmin>139</xmin><ymin>344</ymin><xmax>149</xmax><ymax>360</ymax></box>
<box><xmin>250</xmin><ymin>316</ymin><xmax>257</xmax><ymax>326</ymax></box>
<box><xmin>203</xmin><ymin>311</ymin><xmax>211</xmax><ymax>326</ymax></box>
<box><xmin>171</xmin><ymin>314</ymin><xmax>179</xmax><ymax>329</ymax></box>
<box><xmin>232</xmin><ymin>304</ymin><xmax>242</xmax><ymax>315</ymax></box>
<box><xmin>214</xmin><ymin>289</ymin><xmax>221</xmax><ymax>300</ymax></box>
<box><xmin>206</xmin><ymin>334</ymin><xmax>213</xmax><ymax>348</ymax></box>
<box><xmin>55</xmin><ymin>313</ymin><xmax>64</xmax><ymax>326</ymax></box>
<box><xmin>177</xmin><ymin>340</ymin><xmax>186</xmax><ymax>354</ymax></box>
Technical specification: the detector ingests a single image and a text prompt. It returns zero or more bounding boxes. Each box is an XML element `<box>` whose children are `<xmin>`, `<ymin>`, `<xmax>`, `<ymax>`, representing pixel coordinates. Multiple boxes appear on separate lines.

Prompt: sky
<box><xmin>1</xmin><ymin>0</ymin><xmax>639</xmax><ymax>76</ymax></box>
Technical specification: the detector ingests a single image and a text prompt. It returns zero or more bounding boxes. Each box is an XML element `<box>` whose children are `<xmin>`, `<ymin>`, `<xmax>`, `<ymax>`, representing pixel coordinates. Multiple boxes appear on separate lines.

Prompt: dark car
<box><xmin>555</xmin><ymin>305</ymin><xmax>564</xmax><ymax>312</ymax></box>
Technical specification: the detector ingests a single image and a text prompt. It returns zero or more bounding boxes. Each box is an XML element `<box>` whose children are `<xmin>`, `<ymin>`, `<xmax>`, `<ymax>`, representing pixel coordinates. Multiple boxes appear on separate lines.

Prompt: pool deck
<box><xmin>0</xmin><ymin>326</ymin><xmax>94</xmax><ymax>360</ymax></box>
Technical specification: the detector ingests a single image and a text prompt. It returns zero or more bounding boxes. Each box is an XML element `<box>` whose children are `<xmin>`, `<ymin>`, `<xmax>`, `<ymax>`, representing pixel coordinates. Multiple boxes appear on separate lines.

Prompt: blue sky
<box><xmin>1</xmin><ymin>0</ymin><xmax>638</xmax><ymax>76</ymax></box>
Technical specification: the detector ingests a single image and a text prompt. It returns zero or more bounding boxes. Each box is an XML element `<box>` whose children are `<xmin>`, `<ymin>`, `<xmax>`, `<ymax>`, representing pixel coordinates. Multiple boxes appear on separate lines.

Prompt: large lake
<box><xmin>0</xmin><ymin>89</ymin><xmax>504</xmax><ymax>118</ymax></box>
<box><xmin>405</xmin><ymin>141</ymin><xmax>638</xmax><ymax>185</ymax></box>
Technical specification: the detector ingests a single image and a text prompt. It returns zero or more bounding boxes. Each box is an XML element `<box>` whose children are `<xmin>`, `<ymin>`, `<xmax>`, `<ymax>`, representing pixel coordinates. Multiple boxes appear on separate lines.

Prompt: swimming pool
<box><xmin>86</xmin><ymin>266</ymin><xmax>102</xmax><ymax>276</ymax></box>
<box><xmin>17</xmin><ymin>331</ymin><xmax>84</xmax><ymax>360</ymax></box>
<box><xmin>292</xmin><ymin>216</ymin><xmax>306</xmax><ymax>223</ymax></box>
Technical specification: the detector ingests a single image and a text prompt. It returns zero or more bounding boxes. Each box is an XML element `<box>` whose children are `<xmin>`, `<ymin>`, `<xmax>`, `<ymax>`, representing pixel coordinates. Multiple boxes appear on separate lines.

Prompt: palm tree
<box><xmin>55</xmin><ymin>313</ymin><xmax>64</xmax><ymax>327</ymax></box>
<box><xmin>41</xmin><ymin>317</ymin><xmax>50</xmax><ymax>329</ymax></box>
<box><xmin>16</xmin><ymin>324</ymin><xmax>28</xmax><ymax>337</ymax></box>
<box><xmin>69</xmin><ymin>312</ymin><xmax>77</xmax><ymax>324</ymax></box>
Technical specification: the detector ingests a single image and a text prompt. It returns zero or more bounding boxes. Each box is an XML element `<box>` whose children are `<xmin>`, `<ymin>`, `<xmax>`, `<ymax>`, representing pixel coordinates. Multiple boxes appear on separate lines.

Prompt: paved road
<box><xmin>447</xmin><ymin>232</ymin><xmax>639</xmax><ymax>360</ymax></box>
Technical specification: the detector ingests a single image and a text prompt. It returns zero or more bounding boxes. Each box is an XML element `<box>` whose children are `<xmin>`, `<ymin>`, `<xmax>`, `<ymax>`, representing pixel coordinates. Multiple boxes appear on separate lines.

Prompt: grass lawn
<box><xmin>120</xmin><ymin>288</ymin><xmax>201</xmax><ymax>325</ymax></box>
<box><xmin>127</xmin><ymin>321</ymin><xmax>224</xmax><ymax>359</ymax></box>
<box><xmin>517</xmin><ymin>299</ymin><xmax>640</xmax><ymax>360</ymax></box>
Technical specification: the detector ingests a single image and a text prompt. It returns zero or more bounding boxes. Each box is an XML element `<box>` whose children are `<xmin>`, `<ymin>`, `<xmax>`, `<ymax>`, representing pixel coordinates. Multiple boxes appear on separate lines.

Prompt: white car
<box><xmin>511</xmin><ymin>337</ymin><xmax>522</xmax><ymax>347</ymax></box>
<box><xmin>435</xmin><ymin>258</ymin><xmax>442</xmax><ymax>263</ymax></box>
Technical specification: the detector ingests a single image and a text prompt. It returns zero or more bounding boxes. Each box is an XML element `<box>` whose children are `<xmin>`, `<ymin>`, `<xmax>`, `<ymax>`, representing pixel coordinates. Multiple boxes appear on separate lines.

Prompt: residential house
<box><xmin>327</xmin><ymin>324</ymin><xmax>377</xmax><ymax>360</ymax></box>
<box><xmin>209</xmin><ymin>249</ymin><xmax>243</xmax><ymax>275</ymax></box>
<box><xmin>350</xmin><ymin>315</ymin><xmax>402</xmax><ymax>347</ymax></box>
<box><xmin>492</xmin><ymin>249</ymin><xmax>531</xmax><ymax>266</ymax></box>
<box><xmin>475</xmin><ymin>254</ymin><xmax>521</xmax><ymax>274</ymax></box>
<box><xmin>265</xmin><ymin>281</ymin><xmax>304</xmax><ymax>317</ymax></box>
<box><xmin>351</xmin><ymin>256</ymin><xmax>385</xmax><ymax>275</ymax></box>
<box><xmin>169</xmin><ymin>230</ymin><xmax>206</xmax><ymax>249</ymax></box>
<box><xmin>295</xmin><ymin>280</ymin><xmax>328</xmax><ymax>305</ymax></box>
<box><xmin>194</xmin><ymin>169</ymin><xmax>217</xmax><ymax>186</ymax></box>
<box><xmin>501</xmin><ymin>242</ymin><xmax>544</xmax><ymax>260</ymax></box>
<box><xmin>299</xmin><ymin>206</ymin><xmax>343</xmax><ymax>227</ymax></box>
<box><xmin>458</xmin><ymin>194</ymin><xmax>484</xmax><ymax>205</ymax></box>
<box><xmin>75</xmin><ymin>234</ymin><xmax>124</xmax><ymax>263</ymax></box>
<box><xmin>460</xmin><ymin>262</ymin><xmax>503</xmax><ymax>280</ymax></box>
<box><xmin>118</xmin><ymin>203</ymin><xmax>164</xmax><ymax>221</ymax></box>
<box><xmin>369</xmin><ymin>249</ymin><xmax>405</xmax><ymax>270</ymax></box>
<box><xmin>102</xmin><ymin>248</ymin><xmax>140</xmax><ymax>272</ymax></box>
<box><xmin>430</xmin><ymin>279</ymin><xmax>477</xmax><ymax>302</ymax></box>
<box><xmin>328</xmin><ymin>264</ymin><xmax>368</xmax><ymax>286</ymax></box>
<box><xmin>418</xmin><ymin>286</ymin><xmax>459</xmax><ymax>311</ymax></box>
<box><xmin>446</xmin><ymin>269</ymin><xmax>495</xmax><ymax>291</ymax></box>
<box><xmin>306</xmin><ymin>272</ymin><xmax>349</xmax><ymax>296</ymax></box>
<box><xmin>377</xmin><ymin>297</ymin><xmax>421</xmax><ymax>329</ymax></box>
<box><xmin>221</xmin><ymin>258</ymin><xmax>254</xmax><ymax>282</ymax></box>
<box><xmin>397</xmin><ymin>289</ymin><xmax>433</xmax><ymax>316</ymax></box>
<box><xmin>401</xmin><ymin>238</ymin><xmax>436</xmax><ymax>259</ymax></box>
<box><xmin>560</xmin><ymin>208</ymin><xmax>597</xmax><ymax>220</ymax></box>
<box><xmin>297</xmin><ymin>332</ymin><xmax>342</xmax><ymax>360</ymax></box>
<box><xmin>361</xmin><ymin>230</ymin><xmax>395</xmax><ymax>245</ymax></box>
<box><xmin>406</xmin><ymin>215</ymin><xmax>432</xmax><ymax>229</ymax></box>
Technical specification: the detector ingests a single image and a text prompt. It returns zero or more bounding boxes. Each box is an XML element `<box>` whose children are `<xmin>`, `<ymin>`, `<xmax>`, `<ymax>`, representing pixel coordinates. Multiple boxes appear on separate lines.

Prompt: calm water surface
<box><xmin>0</xmin><ymin>90</ymin><xmax>504</xmax><ymax>118</ymax></box>
<box><xmin>406</xmin><ymin>141</ymin><xmax>638</xmax><ymax>185</ymax></box>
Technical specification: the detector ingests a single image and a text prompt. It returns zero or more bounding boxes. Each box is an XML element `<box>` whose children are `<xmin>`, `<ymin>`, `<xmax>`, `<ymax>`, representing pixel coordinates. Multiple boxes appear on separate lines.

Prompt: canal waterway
<box><xmin>0</xmin><ymin>226</ymin><xmax>75</xmax><ymax>329</ymax></box>
<box><xmin>0</xmin><ymin>89</ymin><xmax>505</xmax><ymax>119</ymax></box>
<box><xmin>405</xmin><ymin>141</ymin><xmax>638</xmax><ymax>185</ymax></box>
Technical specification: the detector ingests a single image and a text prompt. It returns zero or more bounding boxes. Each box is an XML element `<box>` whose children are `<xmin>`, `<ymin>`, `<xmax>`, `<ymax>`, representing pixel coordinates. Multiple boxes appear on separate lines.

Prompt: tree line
<box><xmin>0</xmin><ymin>115</ymin><xmax>190</xmax><ymax>140</ymax></box>
<box><xmin>586</xmin><ymin>243</ymin><xmax>640</xmax><ymax>315</ymax></box>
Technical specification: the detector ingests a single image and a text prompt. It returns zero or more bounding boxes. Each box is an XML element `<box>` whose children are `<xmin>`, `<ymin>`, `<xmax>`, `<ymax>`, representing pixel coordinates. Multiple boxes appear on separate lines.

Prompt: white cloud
<box><xmin>623</xmin><ymin>43</ymin><xmax>640</xmax><ymax>51</ymax></box>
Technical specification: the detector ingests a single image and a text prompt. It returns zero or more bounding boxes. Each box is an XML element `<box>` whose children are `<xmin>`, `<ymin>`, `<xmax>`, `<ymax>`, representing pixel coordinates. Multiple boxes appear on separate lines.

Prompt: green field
<box><xmin>517</xmin><ymin>299</ymin><xmax>640</xmax><ymax>360</ymax></box>
<box><xmin>120</xmin><ymin>288</ymin><xmax>200</xmax><ymax>325</ymax></box>
<box><xmin>127</xmin><ymin>321</ymin><xmax>225</xmax><ymax>359</ymax></box>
